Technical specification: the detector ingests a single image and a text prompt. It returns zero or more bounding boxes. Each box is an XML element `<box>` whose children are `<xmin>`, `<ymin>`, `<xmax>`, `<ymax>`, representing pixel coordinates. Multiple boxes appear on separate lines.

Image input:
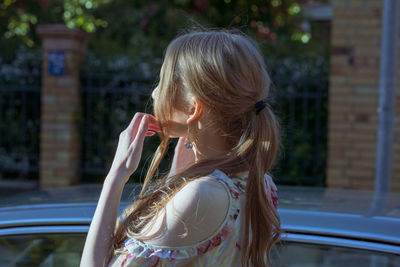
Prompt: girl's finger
<box><xmin>126</xmin><ymin>113</ymin><xmax>145</xmax><ymax>139</ymax></box>
<box><xmin>131</xmin><ymin>115</ymin><xmax>149</xmax><ymax>147</ymax></box>
<box><xmin>148</xmin><ymin>114</ymin><xmax>158</xmax><ymax>123</ymax></box>
<box><xmin>128</xmin><ymin>113</ymin><xmax>144</xmax><ymax>128</ymax></box>
<box><xmin>148</xmin><ymin>115</ymin><xmax>161</xmax><ymax>132</ymax></box>
<box><xmin>148</xmin><ymin>123</ymin><xmax>161</xmax><ymax>132</ymax></box>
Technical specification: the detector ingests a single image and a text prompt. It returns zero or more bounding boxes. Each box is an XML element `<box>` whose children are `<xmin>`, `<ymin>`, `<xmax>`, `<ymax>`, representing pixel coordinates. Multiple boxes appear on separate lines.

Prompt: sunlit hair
<box><xmin>113</xmin><ymin>30</ymin><xmax>281</xmax><ymax>266</ymax></box>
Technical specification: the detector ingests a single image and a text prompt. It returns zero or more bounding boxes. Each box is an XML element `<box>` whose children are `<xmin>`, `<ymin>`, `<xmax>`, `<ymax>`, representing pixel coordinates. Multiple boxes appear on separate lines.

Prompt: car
<box><xmin>0</xmin><ymin>184</ymin><xmax>399</xmax><ymax>266</ymax></box>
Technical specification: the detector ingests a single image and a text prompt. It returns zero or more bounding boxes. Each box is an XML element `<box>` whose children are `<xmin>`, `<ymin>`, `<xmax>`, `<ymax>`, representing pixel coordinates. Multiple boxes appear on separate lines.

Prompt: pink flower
<box><xmin>121</xmin><ymin>254</ymin><xmax>133</xmax><ymax>267</ymax></box>
<box><xmin>210</xmin><ymin>236</ymin><xmax>221</xmax><ymax>247</ymax></box>
<box><xmin>150</xmin><ymin>4</ymin><xmax>159</xmax><ymax>16</ymax></box>
<box><xmin>194</xmin><ymin>0</ymin><xmax>209</xmax><ymax>11</ymax></box>
<box><xmin>140</xmin><ymin>18</ymin><xmax>149</xmax><ymax>28</ymax></box>
<box><xmin>197</xmin><ymin>241</ymin><xmax>211</xmax><ymax>254</ymax></box>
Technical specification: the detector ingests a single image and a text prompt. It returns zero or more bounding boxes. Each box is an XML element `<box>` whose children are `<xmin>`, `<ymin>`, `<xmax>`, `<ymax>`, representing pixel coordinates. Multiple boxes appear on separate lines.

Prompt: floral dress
<box><xmin>109</xmin><ymin>169</ymin><xmax>278</xmax><ymax>267</ymax></box>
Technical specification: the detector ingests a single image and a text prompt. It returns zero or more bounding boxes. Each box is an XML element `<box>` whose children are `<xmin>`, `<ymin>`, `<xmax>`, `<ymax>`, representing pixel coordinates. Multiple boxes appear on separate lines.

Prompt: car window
<box><xmin>272</xmin><ymin>242</ymin><xmax>400</xmax><ymax>267</ymax></box>
<box><xmin>0</xmin><ymin>234</ymin><xmax>85</xmax><ymax>267</ymax></box>
<box><xmin>1</xmin><ymin>233</ymin><xmax>398</xmax><ymax>267</ymax></box>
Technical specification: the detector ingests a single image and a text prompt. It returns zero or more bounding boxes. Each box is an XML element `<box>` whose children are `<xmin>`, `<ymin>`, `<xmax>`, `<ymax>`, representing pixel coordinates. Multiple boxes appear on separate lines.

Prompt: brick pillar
<box><xmin>327</xmin><ymin>0</ymin><xmax>400</xmax><ymax>191</ymax></box>
<box><xmin>38</xmin><ymin>25</ymin><xmax>87</xmax><ymax>188</ymax></box>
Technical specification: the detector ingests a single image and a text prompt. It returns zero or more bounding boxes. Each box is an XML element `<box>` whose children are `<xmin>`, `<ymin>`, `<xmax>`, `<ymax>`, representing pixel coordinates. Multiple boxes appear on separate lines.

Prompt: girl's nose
<box><xmin>151</xmin><ymin>86</ymin><xmax>158</xmax><ymax>100</ymax></box>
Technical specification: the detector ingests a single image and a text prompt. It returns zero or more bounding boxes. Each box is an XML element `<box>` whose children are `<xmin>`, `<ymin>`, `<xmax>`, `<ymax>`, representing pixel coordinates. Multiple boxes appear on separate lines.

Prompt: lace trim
<box><xmin>224</xmin><ymin>170</ymin><xmax>278</xmax><ymax>209</ymax></box>
<box><xmin>264</xmin><ymin>174</ymin><xmax>279</xmax><ymax>209</ymax></box>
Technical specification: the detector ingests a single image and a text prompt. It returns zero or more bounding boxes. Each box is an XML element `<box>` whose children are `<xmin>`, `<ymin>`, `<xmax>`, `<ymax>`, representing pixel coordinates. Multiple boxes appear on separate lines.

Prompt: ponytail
<box><xmin>242</xmin><ymin>105</ymin><xmax>281</xmax><ymax>267</ymax></box>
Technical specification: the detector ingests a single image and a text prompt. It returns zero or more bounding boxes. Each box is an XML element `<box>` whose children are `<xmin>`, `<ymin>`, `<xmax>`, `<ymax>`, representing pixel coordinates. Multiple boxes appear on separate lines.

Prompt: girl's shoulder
<box><xmin>144</xmin><ymin>171</ymin><xmax>233</xmax><ymax>247</ymax></box>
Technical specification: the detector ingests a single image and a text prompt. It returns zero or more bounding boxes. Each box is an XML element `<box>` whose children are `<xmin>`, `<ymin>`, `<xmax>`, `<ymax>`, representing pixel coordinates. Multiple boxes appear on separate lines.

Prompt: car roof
<box><xmin>1</xmin><ymin>183</ymin><xmax>399</xmax><ymax>217</ymax></box>
<box><xmin>0</xmin><ymin>184</ymin><xmax>399</xmax><ymax>250</ymax></box>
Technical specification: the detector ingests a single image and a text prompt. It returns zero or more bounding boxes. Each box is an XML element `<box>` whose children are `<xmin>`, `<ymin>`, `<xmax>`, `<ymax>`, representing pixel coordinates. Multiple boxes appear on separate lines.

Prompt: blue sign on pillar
<box><xmin>48</xmin><ymin>51</ymin><xmax>65</xmax><ymax>76</ymax></box>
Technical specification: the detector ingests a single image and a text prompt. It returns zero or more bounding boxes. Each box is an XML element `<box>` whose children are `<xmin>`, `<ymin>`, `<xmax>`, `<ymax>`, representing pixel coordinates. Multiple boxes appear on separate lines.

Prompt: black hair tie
<box><xmin>254</xmin><ymin>100</ymin><xmax>268</xmax><ymax>115</ymax></box>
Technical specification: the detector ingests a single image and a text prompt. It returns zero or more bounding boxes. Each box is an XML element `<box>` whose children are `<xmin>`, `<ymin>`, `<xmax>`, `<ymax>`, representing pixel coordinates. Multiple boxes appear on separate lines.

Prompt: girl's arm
<box><xmin>80</xmin><ymin>174</ymin><xmax>125</xmax><ymax>267</ymax></box>
<box><xmin>80</xmin><ymin>113</ymin><xmax>159</xmax><ymax>267</ymax></box>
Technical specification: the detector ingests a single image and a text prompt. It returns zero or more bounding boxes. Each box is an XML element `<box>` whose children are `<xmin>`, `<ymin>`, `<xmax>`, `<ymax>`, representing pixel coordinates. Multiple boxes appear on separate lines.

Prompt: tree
<box><xmin>0</xmin><ymin>0</ymin><xmax>110</xmax><ymax>47</ymax></box>
<box><xmin>1</xmin><ymin>0</ymin><xmax>324</xmax><ymax>63</ymax></box>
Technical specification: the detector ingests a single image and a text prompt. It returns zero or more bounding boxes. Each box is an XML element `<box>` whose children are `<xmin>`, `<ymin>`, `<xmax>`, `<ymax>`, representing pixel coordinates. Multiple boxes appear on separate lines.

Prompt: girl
<box><xmin>81</xmin><ymin>30</ymin><xmax>281</xmax><ymax>267</ymax></box>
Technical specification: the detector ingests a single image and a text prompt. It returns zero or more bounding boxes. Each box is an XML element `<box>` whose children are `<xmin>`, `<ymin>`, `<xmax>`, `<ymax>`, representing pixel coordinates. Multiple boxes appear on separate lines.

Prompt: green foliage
<box><xmin>0</xmin><ymin>0</ymin><xmax>111</xmax><ymax>47</ymax></box>
<box><xmin>85</xmin><ymin>0</ymin><xmax>322</xmax><ymax>72</ymax></box>
<box><xmin>1</xmin><ymin>0</ymin><xmax>325</xmax><ymax>64</ymax></box>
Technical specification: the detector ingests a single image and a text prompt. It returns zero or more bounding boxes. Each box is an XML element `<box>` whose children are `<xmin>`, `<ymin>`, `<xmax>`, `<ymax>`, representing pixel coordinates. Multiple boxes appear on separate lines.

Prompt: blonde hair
<box><xmin>113</xmin><ymin>30</ymin><xmax>281</xmax><ymax>266</ymax></box>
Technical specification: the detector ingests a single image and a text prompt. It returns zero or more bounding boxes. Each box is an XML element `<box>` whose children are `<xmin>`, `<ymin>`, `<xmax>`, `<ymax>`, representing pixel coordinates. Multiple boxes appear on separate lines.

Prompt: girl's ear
<box><xmin>186</xmin><ymin>97</ymin><xmax>203</xmax><ymax>124</ymax></box>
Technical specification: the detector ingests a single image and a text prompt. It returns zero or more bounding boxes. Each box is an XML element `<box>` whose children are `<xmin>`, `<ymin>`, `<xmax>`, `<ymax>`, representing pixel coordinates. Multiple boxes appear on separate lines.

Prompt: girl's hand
<box><xmin>107</xmin><ymin>113</ymin><xmax>160</xmax><ymax>184</ymax></box>
<box><xmin>169</xmin><ymin>137</ymin><xmax>196</xmax><ymax>179</ymax></box>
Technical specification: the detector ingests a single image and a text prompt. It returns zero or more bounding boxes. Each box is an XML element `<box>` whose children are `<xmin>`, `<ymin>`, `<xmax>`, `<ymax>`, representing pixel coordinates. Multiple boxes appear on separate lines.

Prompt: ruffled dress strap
<box><xmin>219</xmin><ymin>169</ymin><xmax>278</xmax><ymax>209</ymax></box>
<box><xmin>264</xmin><ymin>174</ymin><xmax>279</xmax><ymax>209</ymax></box>
<box><xmin>209</xmin><ymin>169</ymin><xmax>246</xmax><ymax>200</ymax></box>
<box><xmin>113</xmin><ymin>170</ymin><xmax>245</xmax><ymax>267</ymax></box>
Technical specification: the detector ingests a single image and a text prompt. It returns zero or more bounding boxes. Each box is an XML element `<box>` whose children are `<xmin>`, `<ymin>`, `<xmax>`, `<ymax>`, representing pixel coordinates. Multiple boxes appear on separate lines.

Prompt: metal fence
<box><xmin>80</xmin><ymin>74</ymin><xmax>328</xmax><ymax>186</ymax></box>
<box><xmin>0</xmin><ymin>69</ymin><xmax>328</xmax><ymax>186</ymax></box>
<box><xmin>80</xmin><ymin>73</ymin><xmax>157</xmax><ymax>181</ymax></box>
<box><xmin>0</xmin><ymin>72</ymin><xmax>41</xmax><ymax>180</ymax></box>
<box><xmin>272</xmin><ymin>77</ymin><xmax>328</xmax><ymax>186</ymax></box>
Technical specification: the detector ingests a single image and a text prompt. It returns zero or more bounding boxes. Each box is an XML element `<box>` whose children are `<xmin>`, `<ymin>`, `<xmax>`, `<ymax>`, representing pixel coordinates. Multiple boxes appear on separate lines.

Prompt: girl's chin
<box><xmin>159</xmin><ymin>122</ymin><xmax>187</xmax><ymax>139</ymax></box>
<box><xmin>167</xmin><ymin>133</ymin><xmax>186</xmax><ymax>139</ymax></box>
<box><xmin>162</xmin><ymin>127</ymin><xmax>187</xmax><ymax>139</ymax></box>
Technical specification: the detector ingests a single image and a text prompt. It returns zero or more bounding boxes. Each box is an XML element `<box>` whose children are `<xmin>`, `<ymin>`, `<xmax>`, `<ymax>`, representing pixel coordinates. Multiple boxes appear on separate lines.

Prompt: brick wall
<box><xmin>327</xmin><ymin>0</ymin><xmax>400</xmax><ymax>191</ymax></box>
<box><xmin>38</xmin><ymin>25</ymin><xmax>87</xmax><ymax>188</ymax></box>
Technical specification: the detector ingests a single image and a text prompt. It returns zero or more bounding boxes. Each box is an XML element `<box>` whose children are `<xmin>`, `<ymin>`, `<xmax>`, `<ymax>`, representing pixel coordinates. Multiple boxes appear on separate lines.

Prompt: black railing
<box><xmin>272</xmin><ymin>77</ymin><xmax>328</xmax><ymax>186</ymax></box>
<box><xmin>80</xmin><ymin>73</ymin><xmax>328</xmax><ymax>186</ymax></box>
<box><xmin>0</xmin><ymin>69</ymin><xmax>328</xmax><ymax>186</ymax></box>
<box><xmin>80</xmin><ymin>73</ymin><xmax>157</xmax><ymax>181</ymax></box>
<box><xmin>0</xmin><ymin>72</ymin><xmax>41</xmax><ymax>180</ymax></box>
